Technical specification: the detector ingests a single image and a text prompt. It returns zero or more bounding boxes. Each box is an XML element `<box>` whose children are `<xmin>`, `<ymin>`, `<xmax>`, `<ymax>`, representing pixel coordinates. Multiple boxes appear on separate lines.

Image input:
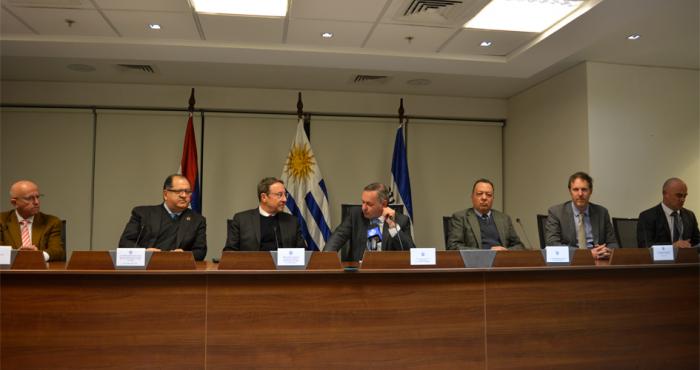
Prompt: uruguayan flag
<box><xmin>390</xmin><ymin>124</ymin><xmax>414</xmax><ymax>233</ymax></box>
<box><xmin>281</xmin><ymin>119</ymin><xmax>331</xmax><ymax>251</ymax></box>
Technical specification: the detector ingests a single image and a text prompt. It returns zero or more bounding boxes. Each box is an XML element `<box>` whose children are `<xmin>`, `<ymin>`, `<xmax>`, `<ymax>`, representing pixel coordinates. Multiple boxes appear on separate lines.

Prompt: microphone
<box><xmin>515</xmin><ymin>218</ymin><xmax>534</xmax><ymax>250</ymax></box>
<box><xmin>134</xmin><ymin>224</ymin><xmax>146</xmax><ymax>248</ymax></box>
<box><xmin>367</xmin><ymin>219</ymin><xmax>382</xmax><ymax>251</ymax></box>
<box><xmin>273</xmin><ymin>225</ymin><xmax>281</xmax><ymax>250</ymax></box>
<box><xmin>388</xmin><ymin>216</ymin><xmax>406</xmax><ymax>251</ymax></box>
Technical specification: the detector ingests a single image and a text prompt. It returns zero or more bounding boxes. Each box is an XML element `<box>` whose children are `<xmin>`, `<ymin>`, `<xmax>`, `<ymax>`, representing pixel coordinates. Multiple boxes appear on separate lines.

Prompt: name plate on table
<box><xmin>410</xmin><ymin>248</ymin><xmax>436</xmax><ymax>265</ymax></box>
<box><xmin>651</xmin><ymin>245</ymin><xmax>675</xmax><ymax>262</ymax></box>
<box><xmin>271</xmin><ymin>249</ymin><xmax>311</xmax><ymax>269</ymax></box>
<box><xmin>459</xmin><ymin>250</ymin><xmax>496</xmax><ymax>268</ymax></box>
<box><xmin>110</xmin><ymin>249</ymin><xmax>152</xmax><ymax>269</ymax></box>
<box><xmin>0</xmin><ymin>246</ymin><xmax>11</xmax><ymax>267</ymax></box>
<box><xmin>544</xmin><ymin>246</ymin><xmax>572</xmax><ymax>265</ymax></box>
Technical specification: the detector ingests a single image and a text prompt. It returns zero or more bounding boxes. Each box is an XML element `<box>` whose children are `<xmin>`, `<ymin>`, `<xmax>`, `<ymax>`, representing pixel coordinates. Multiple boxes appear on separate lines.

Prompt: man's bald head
<box><xmin>9</xmin><ymin>180</ymin><xmax>42</xmax><ymax>218</ymax></box>
<box><xmin>662</xmin><ymin>177</ymin><xmax>688</xmax><ymax>211</ymax></box>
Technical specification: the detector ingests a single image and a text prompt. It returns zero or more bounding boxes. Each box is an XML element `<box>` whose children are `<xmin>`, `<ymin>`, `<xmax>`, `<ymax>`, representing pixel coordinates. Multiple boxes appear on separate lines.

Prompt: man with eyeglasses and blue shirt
<box><xmin>118</xmin><ymin>174</ymin><xmax>207</xmax><ymax>260</ymax></box>
<box><xmin>0</xmin><ymin>180</ymin><xmax>65</xmax><ymax>261</ymax></box>
<box><xmin>223</xmin><ymin>177</ymin><xmax>306</xmax><ymax>251</ymax></box>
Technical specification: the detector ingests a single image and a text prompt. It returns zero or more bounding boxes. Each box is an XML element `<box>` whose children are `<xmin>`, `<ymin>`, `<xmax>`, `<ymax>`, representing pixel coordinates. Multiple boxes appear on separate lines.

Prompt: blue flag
<box><xmin>390</xmin><ymin>124</ymin><xmax>413</xmax><ymax>230</ymax></box>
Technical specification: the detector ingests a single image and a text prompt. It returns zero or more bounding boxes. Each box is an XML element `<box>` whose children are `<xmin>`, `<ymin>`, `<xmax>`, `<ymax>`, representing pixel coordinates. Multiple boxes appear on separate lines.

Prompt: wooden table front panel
<box><xmin>206</xmin><ymin>272</ymin><xmax>486</xmax><ymax>369</ymax></box>
<box><xmin>1</xmin><ymin>274</ymin><xmax>207</xmax><ymax>370</ymax></box>
<box><xmin>484</xmin><ymin>267</ymin><xmax>699</xmax><ymax>370</ymax></box>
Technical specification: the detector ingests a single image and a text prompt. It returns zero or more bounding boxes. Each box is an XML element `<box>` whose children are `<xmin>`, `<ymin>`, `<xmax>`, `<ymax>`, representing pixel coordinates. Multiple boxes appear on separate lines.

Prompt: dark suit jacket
<box><xmin>223</xmin><ymin>208</ymin><xmax>306</xmax><ymax>251</ymax></box>
<box><xmin>0</xmin><ymin>210</ymin><xmax>65</xmax><ymax>261</ymax></box>
<box><xmin>324</xmin><ymin>207</ymin><xmax>415</xmax><ymax>261</ymax></box>
<box><xmin>118</xmin><ymin>204</ymin><xmax>207</xmax><ymax>261</ymax></box>
<box><xmin>446</xmin><ymin>208</ymin><xmax>524</xmax><ymax>250</ymax></box>
<box><xmin>544</xmin><ymin>201</ymin><xmax>618</xmax><ymax>248</ymax></box>
<box><xmin>637</xmin><ymin>204</ymin><xmax>700</xmax><ymax>248</ymax></box>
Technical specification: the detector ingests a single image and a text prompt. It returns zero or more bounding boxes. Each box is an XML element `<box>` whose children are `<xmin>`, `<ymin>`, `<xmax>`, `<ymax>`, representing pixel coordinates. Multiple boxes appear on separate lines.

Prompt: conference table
<box><xmin>1</xmin><ymin>249</ymin><xmax>698</xmax><ymax>370</ymax></box>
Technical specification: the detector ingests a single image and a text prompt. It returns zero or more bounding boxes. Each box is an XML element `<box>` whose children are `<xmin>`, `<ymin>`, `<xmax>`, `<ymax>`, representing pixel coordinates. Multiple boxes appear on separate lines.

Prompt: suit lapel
<box><xmin>252</xmin><ymin>210</ymin><xmax>261</xmax><ymax>246</ymax></box>
<box><xmin>175</xmin><ymin>210</ymin><xmax>190</xmax><ymax>248</ymax></box>
<box><xmin>589</xmin><ymin>205</ymin><xmax>601</xmax><ymax>245</ymax></box>
<box><xmin>31</xmin><ymin>213</ymin><xmax>45</xmax><ymax>246</ymax></box>
<box><xmin>466</xmin><ymin>210</ymin><xmax>482</xmax><ymax>247</ymax></box>
<box><xmin>493</xmin><ymin>212</ymin><xmax>507</xmax><ymax>247</ymax></box>
<box><xmin>6</xmin><ymin>211</ymin><xmax>22</xmax><ymax>246</ymax></box>
<box><xmin>562</xmin><ymin>203</ymin><xmax>576</xmax><ymax>245</ymax></box>
<box><xmin>658</xmin><ymin>205</ymin><xmax>671</xmax><ymax>239</ymax></box>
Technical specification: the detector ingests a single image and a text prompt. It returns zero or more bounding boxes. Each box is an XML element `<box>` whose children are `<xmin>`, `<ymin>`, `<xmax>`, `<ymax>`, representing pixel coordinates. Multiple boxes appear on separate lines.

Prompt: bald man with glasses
<box><xmin>118</xmin><ymin>174</ymin><xmax>207</xmax><ymax>260</ymax></box>
<box><xmin>0</xmin><ymin>180</ymin><xmax>65</xmax><ymax>261</ymax></box>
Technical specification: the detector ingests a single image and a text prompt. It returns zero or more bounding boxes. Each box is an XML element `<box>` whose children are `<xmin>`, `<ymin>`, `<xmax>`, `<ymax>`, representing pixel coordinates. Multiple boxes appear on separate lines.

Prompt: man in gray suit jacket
<box><xmin>447</xmin><ymin>178</ymin><xmax>523</xmax><ymax>250</ymax></box>
<box><xmin>223</xmin><ymin>177</ymin><xmax>306</xmax><ymax>251</ymax></box>
<box><xmin>325</xmin><ymin>183</ymin><xmax>415</xmax><ymax>261</ymax></box>
<box><xmin>545</xmin><ymin>172</ymin><xmax>618</xmax><ymax>259</ymax></box>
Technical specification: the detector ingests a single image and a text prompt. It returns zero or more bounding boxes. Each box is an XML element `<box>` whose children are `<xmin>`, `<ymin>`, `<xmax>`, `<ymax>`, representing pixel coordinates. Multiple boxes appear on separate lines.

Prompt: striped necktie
<box><xmin>20</xmin><ymin>219</ymin><xmax>32</xmax><ymax>247</ymax></box>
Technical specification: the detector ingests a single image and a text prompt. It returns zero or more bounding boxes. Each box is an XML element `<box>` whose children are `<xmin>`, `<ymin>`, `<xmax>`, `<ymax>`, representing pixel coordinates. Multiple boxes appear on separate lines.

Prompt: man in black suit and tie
<box><xmin>324</xmin><ymin>182</ymin><xmax>415</xmax><ymax>261</ymax></box>
<box><xmin>544</xmin><ymin>171</ymin><xmax>618</xmax><ymax>260</ymax></box>
<box><xmin>637</xmin><ymin>177</ymin><xmax>699</xmax><ymax>249</ymax></box>
<box><xmin>119</xmin><ymin>174</ymin><xmax>207</xmax><ymax>261</ymax></box>
<box><xmin>223</xmin><ymin>177</ymin><xmax>306</xmax><ymax>251</ymax></box>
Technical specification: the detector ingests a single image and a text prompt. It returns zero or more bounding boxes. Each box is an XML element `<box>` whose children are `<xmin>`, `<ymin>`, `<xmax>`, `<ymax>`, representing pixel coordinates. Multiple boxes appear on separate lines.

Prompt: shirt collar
<box><xmin>258</xmin><ymin>206</ymin><xmax>275</xmax><ymax>217</ymax></box>
<box><xmin>15</xmin><ymin>210</ymin><xmax>34</xmax><ymax>224</ymax></box>
<box><xmin>473</xmin><ymin>208</ymin><xmax>492</xmax><ymax>219</ymax></box>
<box><xmin>163</xmin><ymin>203</ymin><xmax>183</xmax><ymax>217</ymax></box>
<box><xmin>661</xmin><ymin>202</ymin><xmax>677</xmax><ymax>216</ymax></box>
<box><xmin>571</xmin><ymin>202</ymin><xmax>589</xmax><ymax>217</ymax></box>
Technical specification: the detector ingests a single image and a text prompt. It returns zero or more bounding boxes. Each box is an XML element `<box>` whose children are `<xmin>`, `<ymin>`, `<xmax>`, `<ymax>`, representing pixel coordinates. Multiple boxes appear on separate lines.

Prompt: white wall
<box><xmin>1</xmin><ymin>81</ymin><xmax>506</xmax><ymax>257</ymax></box>
<box><xmin>505</xmin><ymin>63</ymin><xmax>590</xmax><ymax>249</ymax></box>
<box><xmin>587</xmin><ymin>62</ymin><xmax>700</xmax><ymax>217</ymax></box>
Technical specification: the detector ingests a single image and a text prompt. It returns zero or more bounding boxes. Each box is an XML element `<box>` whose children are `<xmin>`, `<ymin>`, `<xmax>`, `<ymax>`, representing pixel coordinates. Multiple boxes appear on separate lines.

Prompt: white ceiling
<box><xmin>0</xmin><ymin>0</ymin><xmax>698</xmax><ymax>98</ymax></box>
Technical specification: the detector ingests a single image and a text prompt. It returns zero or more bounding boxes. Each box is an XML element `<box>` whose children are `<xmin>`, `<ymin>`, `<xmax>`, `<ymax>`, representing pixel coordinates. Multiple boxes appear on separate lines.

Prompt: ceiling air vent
<box><xmin>353</xmin><ymin>75</ymin><xmax>391</xmax><ymax>85</ymax></box>
<box><xmin>393</xmin><ymin>0</ymin><xmax>486</xmax><ymax>26</ymax></box>
<box><xmin>7</xmin><ymin>0</ymin><xmax>86</xmax><ymax>8</ymax></box>
<box><xmin>116</xmin><ymin>64</ymin><xmax>156</xmax><ymax>73</ymax></box>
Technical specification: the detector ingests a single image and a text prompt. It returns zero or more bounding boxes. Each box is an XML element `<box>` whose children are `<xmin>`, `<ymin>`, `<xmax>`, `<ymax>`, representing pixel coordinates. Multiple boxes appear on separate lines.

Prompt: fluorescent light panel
<box><xmin>465</xmin><ymin>0</ymin><xmax>585</xmax><ymax>33</ymax></box>
<box><xmin>190</xmin><ymin>0</ymin><xmax>288</xmax><ymax>17</ymax></box>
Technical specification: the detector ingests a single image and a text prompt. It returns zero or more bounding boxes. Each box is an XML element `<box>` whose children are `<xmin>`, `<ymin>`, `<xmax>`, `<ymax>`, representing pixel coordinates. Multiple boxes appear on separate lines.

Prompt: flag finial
<box><xmin>188</xmin><ymin>88</ymin><xmax>196</xmax><ymax>112</ymax></box>
<box><xmin>398</xmin><ymin>98</ymin><xmax>405</xmax><ymax>124</ymax></box>
<box><xmin>297</xmin><ymin>92</ymin><xmax>304</xmax><ymax>119</ymax></box>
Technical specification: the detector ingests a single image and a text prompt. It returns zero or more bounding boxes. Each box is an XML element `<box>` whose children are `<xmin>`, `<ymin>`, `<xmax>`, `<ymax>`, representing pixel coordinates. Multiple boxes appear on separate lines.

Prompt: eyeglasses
<box><xmin>166</xmin><ymin>189</ymin><xmax>193</xmax><ymax>195</ymax></box>
<box><xmin>16</xmin><ymin>194</ymin><xmax>44</xmax><ymax>202</ymax></box>
<box><xmin>268</xmin><ymin>192</ymin><xmax>286</xmax><ymax>199</ymax></box>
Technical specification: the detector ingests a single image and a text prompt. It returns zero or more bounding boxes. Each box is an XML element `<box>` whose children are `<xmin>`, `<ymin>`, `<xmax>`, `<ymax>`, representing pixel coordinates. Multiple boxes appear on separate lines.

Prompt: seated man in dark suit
<box><xmin>544</xmin><ymin>171</ymin><xmax>618</xmax><ymax>260</ymax></box>
<box><xmin>223</xmin><ymin>177</ymin><xmax>306</xmax><ymax>251</ymax></box>
<box><xmin>119</xmin><ymin>174</ymin><xmax>207</xmax><ymax>261</ymax></box>
<box><xmin>324</xmin><ymin>182</ymin><xmax>415</xmax><ymax>261</ymax></box>
<box><xmin>447</xmin><ymin>178</ymin><xmax>523</xmax><ymax>251</ymax></box>
<box><xmin>0</xmin><ymin>180</ymin><xmax>65</xmax><ymax>261</ymax></box>
<box><xmin>637</xmin><ymin>177</ymin><xmax>699</xmax><ymax>248</ymax></box>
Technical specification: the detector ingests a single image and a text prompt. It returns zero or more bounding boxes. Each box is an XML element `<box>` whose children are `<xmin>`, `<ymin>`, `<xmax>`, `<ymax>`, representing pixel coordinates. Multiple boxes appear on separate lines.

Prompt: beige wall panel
<box><xmin>0</xmin><ymin>109</ymin><xmax>94</xmax><ymax>254</ymax></box>
<box><xmin>92</xmin><ymin>110</ymin><xmax>202</xmax><ymax>251</ymax></box>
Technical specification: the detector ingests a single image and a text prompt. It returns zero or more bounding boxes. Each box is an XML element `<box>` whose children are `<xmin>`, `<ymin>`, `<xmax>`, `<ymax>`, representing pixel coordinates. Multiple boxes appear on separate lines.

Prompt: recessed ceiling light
<box><xmin>321</xmin><ymin>32</ymin><xmax>333</xmax><ymax>39</ymax></box>
<box><xmin>627</xmin><ymin>34</ymin><xmax>641</xmax><ymax>40</ymax></box>
<box><xmin>480</xmin><ymin>41</ymin><xmax>493</xmax><ymax>47</ymax></box>
<box><xmin>148</xmin><ymin>24</ymin><xmax>161</xmax><ymax>30</ymax></box>
<box><xmin>465</xmin><ymin>0</ymin><xmax>585</xmax><ymax>33</ymax></box>
<box><xmin>190</xmin><ymin>0</ymin><xmax>288</xmax><ymax>17</ymax></box>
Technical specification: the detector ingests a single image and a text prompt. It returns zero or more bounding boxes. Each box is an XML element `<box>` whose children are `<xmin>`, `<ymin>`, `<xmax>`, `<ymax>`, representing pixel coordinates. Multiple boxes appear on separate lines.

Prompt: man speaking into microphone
<box><xmin>325</xmin><ymin>182</ymin><xmax>415</xmax><ymax>261</ymax></box>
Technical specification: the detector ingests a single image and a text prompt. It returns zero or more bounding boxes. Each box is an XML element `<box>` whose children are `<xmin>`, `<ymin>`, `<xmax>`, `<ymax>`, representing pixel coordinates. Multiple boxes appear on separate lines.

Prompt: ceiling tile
<box><xmin>198</xmin><ymin>14</ymin><xmax>284</xmax><ymax>43</ymax></box>
<box><xmin>103</xmin><ymin>10</ymin><xmax>199</xmax><ymax>40</ymax></box>
<box><xmin>364</xmin><ymin>24</ymin><xmax>455</xmax><ymax>53</ymax></box>
<box><xmin>1</xmin><ymin>7</ymin><xmax>34</xmax><ymax>34</ymax></box>
<box><xmin>290</xmin><ymin>0</ymin><xmax>389</xmax><ymax>22</ymax></box>
<box><xmin>441</xmin><ymin>29</ymin><xmax>536</xmax><ymax>56</ymax></box>
<box><xmin>8</xmin><ymin>7</ymin><xmax>117</xmax><ymax>36</ymax></box>
<box><xmin>2</xmin><ymin>0</ymin><xmax>94</xmax><ymax>9</ymax></box>
<box><xmin>287</xmin><ymin>19</ymin><xmax>372</xmax><ymax>48</ymax></box>
<box><xmin>93</xmin><ymin>0</ymin><xmax>191</xmax><ymax>11</ymax></box>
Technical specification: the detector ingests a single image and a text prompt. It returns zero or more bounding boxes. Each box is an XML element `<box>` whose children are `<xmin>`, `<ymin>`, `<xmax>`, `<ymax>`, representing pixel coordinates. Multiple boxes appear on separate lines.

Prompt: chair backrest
<box><xmin>442</xmin><ymin>216</ymin><xmax>452</xmax><ymax>249</ymax></box>
<box><xmin>536</xmin><ymin>214</ymin><xmax>548</xmax><ymax>249</ymax></box>
<box><xmin>612</xmin><ymin>217</ymin><xmax>639</xmax><ymax>248</ymax></box>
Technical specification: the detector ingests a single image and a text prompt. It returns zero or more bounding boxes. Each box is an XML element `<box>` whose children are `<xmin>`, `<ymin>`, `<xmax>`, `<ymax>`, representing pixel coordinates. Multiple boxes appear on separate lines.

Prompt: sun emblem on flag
<box><xmin>285</xmin><ymin>143</ymin><xmax>315</xmax><ymax>181</ymax></box>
